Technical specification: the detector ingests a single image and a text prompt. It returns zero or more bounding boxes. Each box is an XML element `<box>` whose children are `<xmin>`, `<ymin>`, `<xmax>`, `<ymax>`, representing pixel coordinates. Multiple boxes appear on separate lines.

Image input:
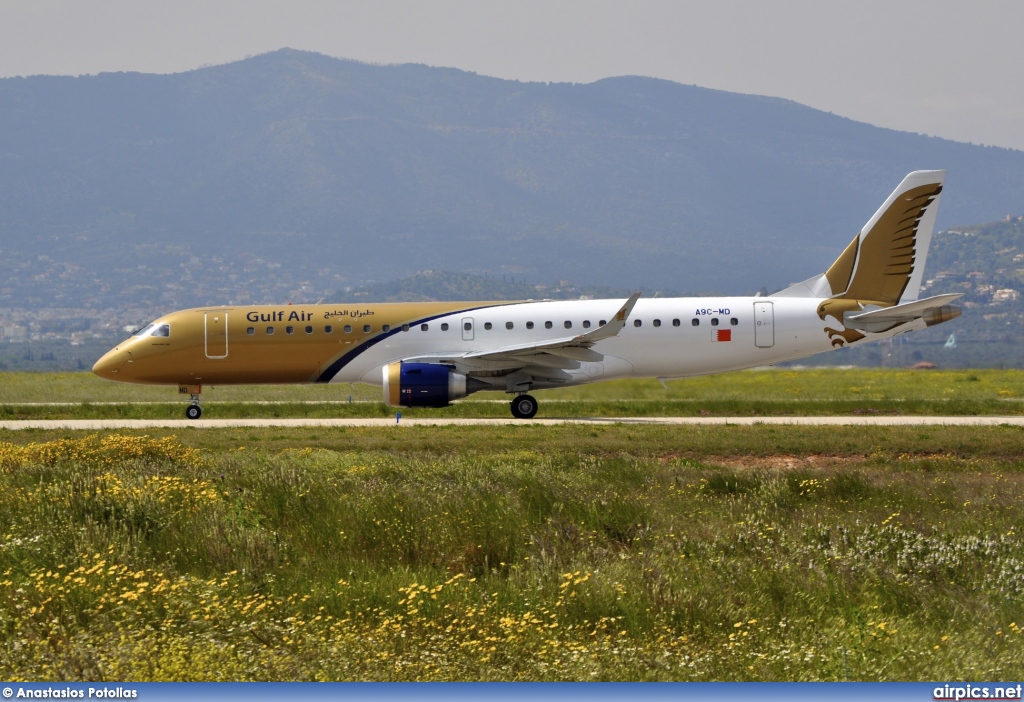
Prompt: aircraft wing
<box><xmin>399</xmin><ymin>292</ymin><xmax>641</xmax><ymax>372</ymax></box>
<box><xmin>462</xmin><ymin>292</ymin><xmax>641</xmax><ymax>364</ymax></box>
<box><xmin>464</xmin><ymin>291</ymin><xmax>641</xmax><ymax>362</ymax></box>
<box><xmin>844</xmin><ymin>293</ymin><xmax>963</xmax><ymax>333</ymax></box>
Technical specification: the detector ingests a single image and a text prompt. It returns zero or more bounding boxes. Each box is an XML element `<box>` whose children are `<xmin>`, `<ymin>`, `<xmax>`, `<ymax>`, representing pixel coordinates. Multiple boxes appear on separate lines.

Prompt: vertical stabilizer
<box><xmin>778</xmin><ymin>170</ymin><xmax>945</xmax><ymax>305</ymax></box>
<box><xmin>847</xmin><ymin>169</ymin><xmax>944</xmax><ymax>304</ymax></box>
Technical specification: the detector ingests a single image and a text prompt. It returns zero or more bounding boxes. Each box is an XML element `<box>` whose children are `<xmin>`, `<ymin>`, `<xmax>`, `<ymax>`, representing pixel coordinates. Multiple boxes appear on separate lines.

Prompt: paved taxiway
<box><xmin>2</xmin><ymin>416</ymin><xmax>1023</xmax><ymax>430</ymax></box>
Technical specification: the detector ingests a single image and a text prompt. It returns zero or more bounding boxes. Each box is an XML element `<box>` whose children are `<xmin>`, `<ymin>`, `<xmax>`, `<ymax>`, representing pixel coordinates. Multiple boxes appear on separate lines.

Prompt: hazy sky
<box><xmin>2</xmin><ymin>0</ymin><xmax>1022</xmax><ymax>150</ymax></box>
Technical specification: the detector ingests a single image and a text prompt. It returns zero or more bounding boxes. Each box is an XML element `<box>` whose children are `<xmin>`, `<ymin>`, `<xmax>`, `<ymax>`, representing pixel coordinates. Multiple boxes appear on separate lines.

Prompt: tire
<box><xmin>510</xmin><ymin>394</ymin><xmax>538</xmax><ymax>419</ymax></box>
<box><xmin>185</xmin><ymin>404</ymin><xmax>202</xmax><ymax>420</ymax></box>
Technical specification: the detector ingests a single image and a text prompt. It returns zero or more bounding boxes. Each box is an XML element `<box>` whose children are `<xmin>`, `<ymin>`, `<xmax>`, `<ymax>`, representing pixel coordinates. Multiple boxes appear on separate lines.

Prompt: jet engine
<box><xmin>382</xmin><ymin>362</ymin><xmax>487</xmax><ymax>408</ymax></box>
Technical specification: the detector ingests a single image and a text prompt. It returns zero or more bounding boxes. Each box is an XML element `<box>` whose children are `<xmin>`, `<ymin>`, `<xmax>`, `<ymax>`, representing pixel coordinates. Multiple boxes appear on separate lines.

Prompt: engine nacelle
<box><xmin>382</xmin><ymin>361</ymin><xmax>475</xmax><ymax>408</ymax></box>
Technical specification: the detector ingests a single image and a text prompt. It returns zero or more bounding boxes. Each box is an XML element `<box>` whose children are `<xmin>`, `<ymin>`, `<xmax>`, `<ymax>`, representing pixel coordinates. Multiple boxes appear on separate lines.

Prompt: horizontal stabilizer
<box><xmin>844</xmin><ymin>293</ymin><xmax>962</xmax><ymax>333</ymax></box>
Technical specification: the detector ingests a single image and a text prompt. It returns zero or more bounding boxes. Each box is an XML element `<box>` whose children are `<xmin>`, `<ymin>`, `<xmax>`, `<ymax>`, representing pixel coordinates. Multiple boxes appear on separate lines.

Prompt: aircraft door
<box><xmin>461</xmin><ymin>317</ymin><xmax>474</xmax><ymax>341</ymax></box>
<box><xmin>205</xmin><ymin>311</ymin><xmax>229</xmax><ymax>359</ymax></box>
<box><xmin>753</xmin><ymin>302</ymin><xmax>774</xmax><ymax>348</ymax></box>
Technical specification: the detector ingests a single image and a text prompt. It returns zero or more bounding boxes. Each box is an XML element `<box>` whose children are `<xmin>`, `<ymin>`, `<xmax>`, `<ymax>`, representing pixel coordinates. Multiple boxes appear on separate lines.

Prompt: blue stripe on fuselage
<box><xmin>314</xmin><ymin>303</ymin><xmax>509</xmax><ymax>383</ymax></box>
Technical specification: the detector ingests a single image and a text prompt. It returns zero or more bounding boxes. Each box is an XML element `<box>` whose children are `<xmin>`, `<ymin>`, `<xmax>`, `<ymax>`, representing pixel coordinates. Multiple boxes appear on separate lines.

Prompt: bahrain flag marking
<box><xmin>713</xmin><ymin>329</ymin><xmax>732</xmax><ymax>342</ymax></box>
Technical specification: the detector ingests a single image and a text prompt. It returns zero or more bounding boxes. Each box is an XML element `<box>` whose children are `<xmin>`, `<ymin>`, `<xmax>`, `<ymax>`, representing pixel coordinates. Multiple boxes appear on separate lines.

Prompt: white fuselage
<box><xmin>332</xmin><ymin>296</ymin><xmax>846</xmax><ymax>387</ymax></box>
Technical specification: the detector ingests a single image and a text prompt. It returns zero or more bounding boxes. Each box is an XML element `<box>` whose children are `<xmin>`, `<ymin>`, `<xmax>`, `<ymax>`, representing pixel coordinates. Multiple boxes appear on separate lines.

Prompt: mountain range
<box><xmin>2</xmin><ymin>48</ymin><xmax>1024</xmax><ymax>306</ymax></box>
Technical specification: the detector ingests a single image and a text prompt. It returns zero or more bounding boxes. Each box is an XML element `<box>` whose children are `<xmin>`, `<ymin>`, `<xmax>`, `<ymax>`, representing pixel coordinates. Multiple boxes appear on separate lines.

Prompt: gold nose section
<box><xmin>92</xmin><ymin>347</ymin><xmax>127</xmax><ymax>380</ymax></box>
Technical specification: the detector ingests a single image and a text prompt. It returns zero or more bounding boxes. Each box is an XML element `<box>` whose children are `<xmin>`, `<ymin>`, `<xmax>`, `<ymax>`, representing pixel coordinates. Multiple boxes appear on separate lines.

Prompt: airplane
<box><xmin>92</xmin><ymin>170</ymin><xmax>962</xmax><ymax>420</ymax></box>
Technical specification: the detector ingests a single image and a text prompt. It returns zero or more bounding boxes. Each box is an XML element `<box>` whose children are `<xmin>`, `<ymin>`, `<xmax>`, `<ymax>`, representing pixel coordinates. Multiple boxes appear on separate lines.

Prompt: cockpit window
<box><xmin>132</xmin><ymin>322</ymin><xmax>170</xmax><ymax>338</ymax></box>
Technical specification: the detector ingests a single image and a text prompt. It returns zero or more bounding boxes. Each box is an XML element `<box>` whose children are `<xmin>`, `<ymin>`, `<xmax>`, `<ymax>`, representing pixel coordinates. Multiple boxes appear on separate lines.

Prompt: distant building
<box><xmin>993</xmin><ymin>288</ymin><xmax>1020</xmax><ymax>303</ymax></box>
<box><xmin>3</xmin><ymin>325</ymin><xmax>27</xmax><ymax>341</ymax></box>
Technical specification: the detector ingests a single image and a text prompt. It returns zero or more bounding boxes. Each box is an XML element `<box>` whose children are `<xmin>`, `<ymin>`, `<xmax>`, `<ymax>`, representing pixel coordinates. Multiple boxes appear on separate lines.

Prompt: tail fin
<box><xmin>779</xmin><ymin>170</ymin><xmax>945</xmax><ymax>305</ymax></box>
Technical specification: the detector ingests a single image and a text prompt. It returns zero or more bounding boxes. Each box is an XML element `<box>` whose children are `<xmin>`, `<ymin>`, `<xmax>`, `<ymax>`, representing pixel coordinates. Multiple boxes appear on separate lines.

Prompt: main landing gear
<box><xmin>510</xmin><ymin>394</ymin><xmax>538</xmax><ymax>420</ymax></box>
<box><xmin>185</xmin><ymin>394</ymin><xmax>202</xmax><ymax>420</ymax></box>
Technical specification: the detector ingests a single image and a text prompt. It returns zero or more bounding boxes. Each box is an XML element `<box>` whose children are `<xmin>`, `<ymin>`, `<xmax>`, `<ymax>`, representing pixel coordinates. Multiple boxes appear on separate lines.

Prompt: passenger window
<box><xmin>344</xmin><ymin>325</ymin><xmax>352</xmax><ymax>333</ymax></box>
<box><xmin>305</xmin><ymin>325</ymin><xmax>313</xmax><ymax>334</ymax></box>
<box><xmin>711</xmin><ymin>318</ymin><xmax>719</xmax><ymax>327</ymax></box>
<box><xmin>421</xmin><ymin>324</ymin><xmax>429</xmax><ymax>331</ymax></box>
<box><xmin>653</xmin><ymin>319</ymin><xmax>661</xmax><ymax>328</ymax></box>
<box><xmin>545</xmin><ymin>321</ymin><xmax>553</xmax><ymax>329</ymax></box>
<box><xmin>464</xmin><ymin>322</ymin><xmax>472</xmax><ymax>332</ymax></box>
<box><xmin>673</xmin><ymin>319</ymin><xmax>681</xmax><ymax>327</ymax></box>
<box><xmin>731</xmin><ymin>318</ymin><xmax>738</xmax><ymax>326</ymax></box>
<box><xmin>325</xmin><ymin>325</ymin><xmax>333</xmax><ymax>334</ymax></box>
<box><xmin>441</xmin><ymin>323</ymin><xmax>449</xmax><ymax>331</ymax></box>
<box><xmin>402</xmin><ymin>324</ymin><xmax>410</xmax><ymax>332</ymax></box>
<box><xmin>267</xmin><ymin>327</ymin><xmax>275</xmax><ymax>335</ymax></box>
<box><xmin>286</xmin><ymin>326</ymin><xmax>294</xmax><ymax>334</ymax></box>
<box><xmin>564</xmin><ymin>321</ymin><xmax>572</xmax><ymax>329</ymax></box>
<box><xmin>526</xmin><ymin>321</ymin><xmax>534</xmax><ymax>329</ymax></box>
<box><xmin>633</xmin><ymin>319</ymin><xmax>642</xmax><ymax>327</ymax></box>
<box><xmin>691</xmin><ymin>319</ymin><xmax>700</xmax><ymax>326</ymax></box>
<box><xmin>599</xmin><ymin>320</ymin><xmax>607</xmax><ymax>326</ymax></box>
<box><xmin>583</xmin><ymin>320</ymin><xmax>591</xmax><ymax>328</ymax></box>
<box><xmin>382</xmin><ymin>324</ymin><xmax>391</xmax><ymax>333</ymax></box>
<box><xmin>484</xmin><ymin>322</ymin><xmax>493</xmax><ymax>330</ymax></box>
<box><xmin>363</xmin><ymin>324</ymin><xmax>372</xmax><ymax>333</ymax></box>
<box><xmin>506</xmin><ymin>322</ymin><xmax>514</xmax><ymax>330</ymax></box>
<box><xmin>247</xmin><ymin>327</ymin><xmax>255</xmax><ymax>335</ymax></box>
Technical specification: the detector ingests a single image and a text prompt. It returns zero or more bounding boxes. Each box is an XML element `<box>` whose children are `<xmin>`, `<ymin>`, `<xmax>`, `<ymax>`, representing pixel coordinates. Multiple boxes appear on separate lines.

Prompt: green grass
<box><xmin>2</xmin><ymin>369</ymin><xmax>1024</xmax><ymax>418</ymax></box>
<box><xmin>1</xmin><ymin>425</ymin><xmax>1023</xmax><ymax>680</ymax></box>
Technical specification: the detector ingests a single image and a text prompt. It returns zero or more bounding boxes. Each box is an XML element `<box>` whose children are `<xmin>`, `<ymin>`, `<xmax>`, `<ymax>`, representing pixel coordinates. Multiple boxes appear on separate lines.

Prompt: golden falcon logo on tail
<box><xmin>817</xmin><ymin>181</ymin><xmax>944</xmax><ymax>347</ymax></box>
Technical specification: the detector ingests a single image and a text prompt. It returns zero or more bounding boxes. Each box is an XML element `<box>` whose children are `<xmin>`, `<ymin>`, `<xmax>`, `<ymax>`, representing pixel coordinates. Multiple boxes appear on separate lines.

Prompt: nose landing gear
<box><xmin>178</xmin><ymin>384</ymin><xmax>203</xmax><ymax>420</ymax></box>
<box><xmin>185</xmin><ymin>393</ymin><xmax>202</xmax><ymax>420</ymax></box>
<box><xmin>510</xmin><ymin>394</ymin><xmax>538</xmax><ymax>420</ymax></box>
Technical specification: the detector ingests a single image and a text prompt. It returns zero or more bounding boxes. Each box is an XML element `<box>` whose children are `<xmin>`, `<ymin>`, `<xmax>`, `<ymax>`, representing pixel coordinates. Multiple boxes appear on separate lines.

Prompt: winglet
<box><xmin>616</xmin><ymin>291</ymin><xmax>641</xmax><ymax>322</ymax></box>
<box><xmin>576</xmin><ymin>291</ymin><xmax>641</xmax><ymax>344</ymax></box>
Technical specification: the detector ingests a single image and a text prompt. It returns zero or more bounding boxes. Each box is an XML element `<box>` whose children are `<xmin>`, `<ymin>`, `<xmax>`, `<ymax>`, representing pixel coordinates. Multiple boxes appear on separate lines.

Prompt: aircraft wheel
<box><xmin>510</xmin><ymin>394</ymin><xmax>538</xmax><ymax>420</ymax></box>
<box><xmin>186</xmin><ymin>404</ymin><xmax>202</xmax><ymax>420</ymax></box>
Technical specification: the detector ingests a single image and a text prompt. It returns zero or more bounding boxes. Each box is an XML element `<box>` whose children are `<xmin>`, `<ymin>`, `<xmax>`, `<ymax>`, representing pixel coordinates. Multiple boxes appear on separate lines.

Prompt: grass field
<box><xmin>1</xmin><ymin>423</ymin><xmax>1023</xmax><ymax>680</ymax></box>
<box><xmin>2</xmin><ymin>368</ymin><xmax>1024</xmax><ymax>418</ymax></box>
